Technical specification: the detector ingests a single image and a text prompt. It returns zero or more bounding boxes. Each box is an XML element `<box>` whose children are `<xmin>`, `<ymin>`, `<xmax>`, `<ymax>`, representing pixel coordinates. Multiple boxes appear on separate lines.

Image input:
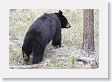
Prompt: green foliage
<box><xmin>70</xmin><ymin>56</ymin><xmax>77</xmax><ymax>68</ymax></box>
<box><xmin>56</xmin><ymin>62</ymin><xmax>64</xmax><ymax>69</ymax></box>
<box><xmin>56</xmin><ymin>56</ymin><xmax>77</xmax><ymax>69</ymax></box>
<box><xmin>70</xmin><ymin>56</ymin><xmax>76</xmax><ymax>65</ymax></box>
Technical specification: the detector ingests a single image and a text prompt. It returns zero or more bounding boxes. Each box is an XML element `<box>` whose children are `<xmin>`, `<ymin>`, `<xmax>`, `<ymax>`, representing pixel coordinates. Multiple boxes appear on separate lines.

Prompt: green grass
<box><xmin>71</xmin><ymin>56</ymin><xmax>76</xmax><ymax>65</ymax></box>
<box><xmin>56</xmin><ymin>62</ymin><xmax>64</xmax><ymax>69</ymax></box>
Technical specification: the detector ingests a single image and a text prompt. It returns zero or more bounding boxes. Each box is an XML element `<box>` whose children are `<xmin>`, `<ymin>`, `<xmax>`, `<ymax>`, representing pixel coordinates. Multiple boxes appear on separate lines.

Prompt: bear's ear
<box><xmin>58</xmin><ymin>10</ymin><xmax>63</xmax><ymax>15</ymax></box>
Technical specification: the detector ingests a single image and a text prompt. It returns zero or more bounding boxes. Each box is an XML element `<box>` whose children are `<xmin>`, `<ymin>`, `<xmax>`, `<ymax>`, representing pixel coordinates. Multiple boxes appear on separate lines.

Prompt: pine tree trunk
<box><xmin>82</xmin><ymin>9</ymin><xmax>95</xmax><ymax>52</ymax></box>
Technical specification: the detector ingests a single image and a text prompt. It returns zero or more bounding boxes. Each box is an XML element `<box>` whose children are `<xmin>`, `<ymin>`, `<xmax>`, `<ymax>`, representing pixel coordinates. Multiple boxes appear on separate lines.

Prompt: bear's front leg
<box><xmin>52</xmin><ymin>30</ymin><xmax>61</xmax><ymax>48</ymax></box>
<box><xmin>52</xmin><ymin>39</ymin><xmax>61</xmax><ymax>48</ymax></box>
<box><xmin>52</xmin><ymin>38</ymin><xmax>61</xmax><ymax>48</ymax></box>
<box><xmin>32</xmin><ymin>44</ymin><xmax>45</xmax><ymax>64</ymax></box>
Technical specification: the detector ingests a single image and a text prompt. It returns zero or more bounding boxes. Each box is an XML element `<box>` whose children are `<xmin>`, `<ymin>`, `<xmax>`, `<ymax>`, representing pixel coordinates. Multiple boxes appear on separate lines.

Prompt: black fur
<box><xmin>22</xmin><ymin>10</ymin><xmax>71</xmax><ymax>64</ymax></box>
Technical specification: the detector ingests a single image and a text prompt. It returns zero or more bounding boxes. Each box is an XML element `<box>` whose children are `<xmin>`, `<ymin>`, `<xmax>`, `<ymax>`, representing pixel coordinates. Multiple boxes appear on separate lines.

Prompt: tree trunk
<box><xmin>82</xmin><ymin>9</ymin><xmax>95</xmax><ymax>52</ymax></box>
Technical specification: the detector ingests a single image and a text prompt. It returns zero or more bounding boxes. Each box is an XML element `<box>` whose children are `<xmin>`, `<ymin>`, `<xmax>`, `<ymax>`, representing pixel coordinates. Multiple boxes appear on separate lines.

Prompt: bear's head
<box><xmin>58</xmin><ymin>10</ymin><xmax>71</xmax><ymax>28</ymax></box>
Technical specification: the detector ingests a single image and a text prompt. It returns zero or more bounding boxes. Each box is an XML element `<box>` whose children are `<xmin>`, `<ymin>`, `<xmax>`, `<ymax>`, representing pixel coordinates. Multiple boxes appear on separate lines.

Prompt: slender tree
<box><xmin>82</xmin><ymin>9</ymin><xmax>95</xmax><ymax>52</ymax></box>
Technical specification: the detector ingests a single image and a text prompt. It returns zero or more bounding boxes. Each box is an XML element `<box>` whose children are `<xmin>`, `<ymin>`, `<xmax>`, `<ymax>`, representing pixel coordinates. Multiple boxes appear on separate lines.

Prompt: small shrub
<box><xmin>70</xmin><ymin>56</ymin><xmax>77</xmax><ymax>68</ymax></box>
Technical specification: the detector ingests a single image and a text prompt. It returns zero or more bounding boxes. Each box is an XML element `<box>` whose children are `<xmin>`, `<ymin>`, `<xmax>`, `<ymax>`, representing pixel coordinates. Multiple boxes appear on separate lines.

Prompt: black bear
<box><xmin>22</xmin><ymin>10</ymin><xmax>71</xmax><ymax>64</ymax></box>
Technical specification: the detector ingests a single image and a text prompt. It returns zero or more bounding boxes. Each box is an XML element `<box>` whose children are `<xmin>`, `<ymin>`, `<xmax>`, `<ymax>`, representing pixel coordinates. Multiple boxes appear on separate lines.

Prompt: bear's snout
<box><xmin>66</xmin><ymin>23</ymin><xmax>71</xmax><ymax>28</ymax></box>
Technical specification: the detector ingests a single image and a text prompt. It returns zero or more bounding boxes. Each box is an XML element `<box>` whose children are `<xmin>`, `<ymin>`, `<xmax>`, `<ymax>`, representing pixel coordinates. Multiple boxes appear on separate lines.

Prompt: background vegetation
<box><xmin>9</xmin><ymin>9</ymin><xmax>99</xmax><ymax>69</ymax></box>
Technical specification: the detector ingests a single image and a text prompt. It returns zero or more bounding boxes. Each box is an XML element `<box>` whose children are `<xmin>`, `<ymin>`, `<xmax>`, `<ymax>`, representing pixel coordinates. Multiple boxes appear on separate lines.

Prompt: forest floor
<box><xmin>9</xmin><ymin>30</ymin><xmax>99</xmax><ymax>69</ymax></box>
<box><xmin>9</xmin><ymin>9</ymin><xmax>99</xmax><ymax>69</ymax></box>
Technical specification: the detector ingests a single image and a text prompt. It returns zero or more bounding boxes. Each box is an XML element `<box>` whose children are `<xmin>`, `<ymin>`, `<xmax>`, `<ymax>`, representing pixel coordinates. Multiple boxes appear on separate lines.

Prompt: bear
<box><xmin>22</xmin><ymin>10</ymin><xmax>71</xmax><ymax>64</ymax></box>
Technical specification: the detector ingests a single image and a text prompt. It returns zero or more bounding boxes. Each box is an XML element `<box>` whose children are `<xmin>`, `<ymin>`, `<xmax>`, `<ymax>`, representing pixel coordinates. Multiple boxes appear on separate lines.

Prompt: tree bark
<box><xmin>82</xmin><ymin>9</ymin><xmax>95</xmax><ymax>52</ymax></box>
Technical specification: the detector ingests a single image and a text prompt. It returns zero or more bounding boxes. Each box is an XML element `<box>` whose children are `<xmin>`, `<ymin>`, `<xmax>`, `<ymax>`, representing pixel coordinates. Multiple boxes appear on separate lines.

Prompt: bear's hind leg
<box><xmin>32</xmin><ymin>45</ymin><xmax>46</xmax><ymax>64</ymax></box>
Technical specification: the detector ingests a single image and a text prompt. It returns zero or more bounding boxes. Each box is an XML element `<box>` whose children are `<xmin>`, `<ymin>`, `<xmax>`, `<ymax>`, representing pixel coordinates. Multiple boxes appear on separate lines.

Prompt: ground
<box><xmin>9</xmin><ymin>9</ymin><xmax>99</xmax><ymax>69</ymax></box>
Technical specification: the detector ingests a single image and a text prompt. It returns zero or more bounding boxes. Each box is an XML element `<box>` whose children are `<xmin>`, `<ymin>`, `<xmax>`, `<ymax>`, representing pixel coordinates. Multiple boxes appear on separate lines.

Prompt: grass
<box><xmin>71</xmin><ymin>56</ymin><xmax>76</xmax><ymax>65</ymax></box>
<box><xmin>9</xmin><ymin>9</ymin><xmax>99</xmax><ymax>68</ymax></box>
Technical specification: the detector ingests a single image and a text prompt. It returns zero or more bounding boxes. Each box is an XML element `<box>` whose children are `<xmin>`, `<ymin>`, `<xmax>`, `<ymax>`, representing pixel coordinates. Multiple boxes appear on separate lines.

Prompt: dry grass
<box><xmin>9</xmin><ymin>9</ymin><xmax>99</xmax><ymax>69</ymax></box>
